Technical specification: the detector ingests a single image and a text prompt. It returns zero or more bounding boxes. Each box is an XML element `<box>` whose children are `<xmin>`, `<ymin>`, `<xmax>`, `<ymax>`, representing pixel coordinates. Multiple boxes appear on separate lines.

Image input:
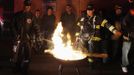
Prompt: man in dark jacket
<box><xmin>60</xmin><ymin>4</ymin><xmax>76</xmax><ymax>43</ymax></box>
<box><xmin>121</xmin><ymin>3</ymin><xmax>134</xmax><ymax>73</ymax></box>
<box><xmin>13</xmin><ymin>15</ymin><xmax>39</xmax><ymax>75</ymax></box>
<box><xmin>13</xmin><ymin>1</ymin><xmax>33</xmax><ymax>36</ymax></box>
<box><xmin>34</xmin><ymin>10</ymin><xmax>42</xmax><ymax>28</ymax></box>
<box><xmin>111</xmin><ymin>5</ymin><xmax>124</xmax><ymax>61</ymax></box>
<box><xmin>42</xmin><ymin>7</ymin><xmax>56</xmax><ymax>39</ymax></box>
<box><xmin>12</xmin><ymin>1</ymin><xmax>40</xmax><ymax>75</ymax></box>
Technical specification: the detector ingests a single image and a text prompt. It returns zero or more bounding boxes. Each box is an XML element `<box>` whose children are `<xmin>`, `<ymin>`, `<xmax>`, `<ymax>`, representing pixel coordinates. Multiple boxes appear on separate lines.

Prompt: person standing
<box><xmin>76</xmin><ymin>4</ymin><xmax>121</xmax><ymax>68</ymax></box>
<box><xmin>12</xmin><ymin>1</ymin><xmax>39</xmax><ymax>74</ymax></box>
<box><xmin>42</xmin><ymin>7</ymin><xmax>56</xmax><ymax>49</ymax></box>
<box><xmin>111</xmin><ymin>5</ymin><xmax>124</xmax><ymax>62</ymax></box>
<box><xmin>42</xmin><ymin>7</ymin><xmax>56</xmax><ymax>39</ymax></box>
<box><xmin>33</xmin><ymin>9</ymin><xmax>44</xmax><ymax>54</ymax></box>
<box><xmin>13</xmin><ymin>1</ymin><xmax>33</xmax><ymax>37</ymax></box>
<box><xmin>121</xmin><ymin>3</ymin><xmax>134</xmax><ymax>73</ymax></box>
<box><xmin>60</xmin><ymin>4</ymin><xmax>76</xmax><ymax>43</ymax></box>
<box><xmin>34</xmin><ymin>10</ymin><xmax>42</xmax><ymax>28</ymax></box>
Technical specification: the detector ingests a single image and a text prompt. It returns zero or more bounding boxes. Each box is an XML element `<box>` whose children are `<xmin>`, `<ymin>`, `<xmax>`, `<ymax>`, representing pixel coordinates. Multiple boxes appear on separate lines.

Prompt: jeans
<box><xmin>122</xmin><ymin>41</ymin><xmax>131</xmax><ymax>67</ymax></box>
<box><xmin>88</xmin><ymin>40</ymin><xmax>93</xmax><ymax>52</ymax></box>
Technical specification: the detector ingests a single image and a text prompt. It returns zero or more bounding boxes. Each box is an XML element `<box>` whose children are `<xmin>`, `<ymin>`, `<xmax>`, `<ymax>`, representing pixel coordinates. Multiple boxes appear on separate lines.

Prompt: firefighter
<box><xmin>12</xmin><ymin>1</ymin><xmax>40</xmax><ymax>75</ymax></box>
<box><xmin>13</xmin><ymin>0</ymin><xmax>33</xmax><ymax>37</ymax></box>
<box><xmin>76</xmin><ymin>4</ymin><xmax>121</xmax><ymax>67</ymax></box>
<box><xmin>15</xmin><ymin>15</ymin><xmax>39</xmax><ymax>75</ymax></box>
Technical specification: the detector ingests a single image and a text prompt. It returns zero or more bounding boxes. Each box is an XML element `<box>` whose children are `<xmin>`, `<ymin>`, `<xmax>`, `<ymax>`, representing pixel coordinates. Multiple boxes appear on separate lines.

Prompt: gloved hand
<box><xmin>113</xmin><ymin>30</ymin><xmax>122</xmax><ymax>39</ymax></box>
<box><xmin>123</xmin><ymin>35</ymin><xmax>130</xmax><ymax>41</ymax></box>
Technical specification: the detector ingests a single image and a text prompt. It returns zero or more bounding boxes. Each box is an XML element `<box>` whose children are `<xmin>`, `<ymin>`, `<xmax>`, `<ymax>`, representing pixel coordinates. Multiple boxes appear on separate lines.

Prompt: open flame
<box><xmin>45</xmin><ymin>22</ymin><xmax>87</xmax><ymax>61</ymax></box>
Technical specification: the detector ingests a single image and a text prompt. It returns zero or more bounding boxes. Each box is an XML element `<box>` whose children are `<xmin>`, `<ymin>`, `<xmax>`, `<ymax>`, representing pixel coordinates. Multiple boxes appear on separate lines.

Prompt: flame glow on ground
<box><xmin>45</xmin><ymin>22</ymin><xmax>87</xmax><ymax>61</ymax></box>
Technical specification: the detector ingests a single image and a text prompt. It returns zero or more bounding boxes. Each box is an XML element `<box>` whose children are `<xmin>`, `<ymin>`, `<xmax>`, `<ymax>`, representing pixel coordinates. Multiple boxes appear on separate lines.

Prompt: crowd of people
<box><xmin>0</xmin><ymin>0</ymin><xmax>134</xmax><ymax>75</ymax></box>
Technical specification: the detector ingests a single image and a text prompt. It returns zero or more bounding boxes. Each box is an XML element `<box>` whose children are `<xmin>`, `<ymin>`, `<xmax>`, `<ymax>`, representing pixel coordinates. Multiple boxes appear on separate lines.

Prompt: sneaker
<box><xmin>122</xmin><ymin>67</ymin><xmax>128</xmax><ymax>73</ymax></box>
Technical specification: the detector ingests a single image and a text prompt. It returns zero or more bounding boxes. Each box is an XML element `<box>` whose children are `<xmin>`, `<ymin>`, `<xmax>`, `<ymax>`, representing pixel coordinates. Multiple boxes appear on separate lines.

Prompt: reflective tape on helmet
<box><xmin>101</xmin><ymin>19</ymin><xmax>108</xmax><ymax>27</ymax></box>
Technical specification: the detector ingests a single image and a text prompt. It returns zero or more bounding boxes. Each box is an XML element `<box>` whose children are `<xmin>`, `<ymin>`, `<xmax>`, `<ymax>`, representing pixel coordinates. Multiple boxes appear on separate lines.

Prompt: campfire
<box><xmin>44</xmin><ymin>22</ymin><xmax>108</xmax><ymax>75</ymax></box>
<box><xmin>45</xmin><ymin>22</ymin><xmax>87</xmax><ymax>61</ymax></box>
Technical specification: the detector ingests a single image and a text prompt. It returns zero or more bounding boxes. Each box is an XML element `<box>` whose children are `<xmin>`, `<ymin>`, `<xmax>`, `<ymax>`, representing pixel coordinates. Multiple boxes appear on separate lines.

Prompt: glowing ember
<box><xmin>45</xmin><ymin>22</ymin><xmax>87</xmax><ymax>61</ymax></box>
